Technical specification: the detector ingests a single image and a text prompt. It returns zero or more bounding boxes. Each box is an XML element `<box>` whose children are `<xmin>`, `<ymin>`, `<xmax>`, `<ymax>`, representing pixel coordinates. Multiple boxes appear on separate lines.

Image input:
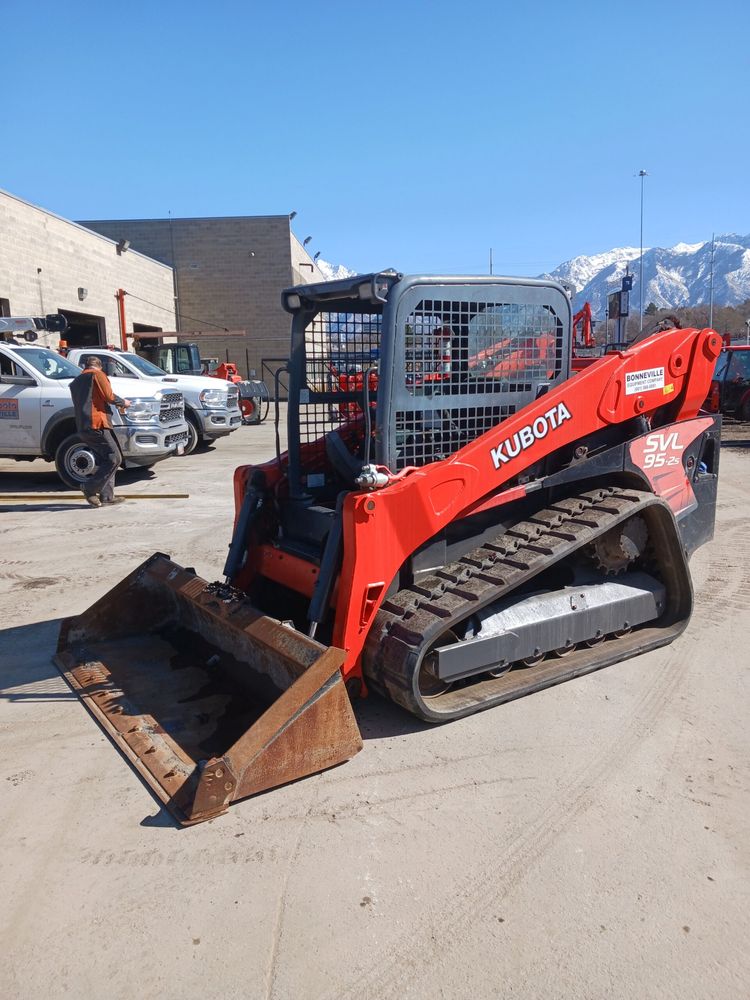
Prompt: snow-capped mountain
<box><xmin>543</xmin><ymin>234</ymin><xmax>750</xmax><ymax>314</ymax></box>
<box><xmin>314</xmin><ymin>259</ymin><xmax>357</xmax><ymax>281</ymax></box>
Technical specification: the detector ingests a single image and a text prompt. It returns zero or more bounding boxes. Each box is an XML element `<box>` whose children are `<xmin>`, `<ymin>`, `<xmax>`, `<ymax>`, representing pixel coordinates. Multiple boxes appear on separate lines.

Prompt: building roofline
<box><xmin>77</xmin><ymin>214</ymin><xmax>292</xmax><ymax>225</ymax></box>
<box><xmin>0</xmin><ymin>187</ymin><xmax>174</xmax><ymax>272</ymax></box>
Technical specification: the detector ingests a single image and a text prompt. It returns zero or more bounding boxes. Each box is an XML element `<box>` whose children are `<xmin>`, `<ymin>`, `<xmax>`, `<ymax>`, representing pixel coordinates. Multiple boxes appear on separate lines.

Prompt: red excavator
<box><xmin>570</xmin><ymin>301</ymin><xmax>600</xmax><ymax>372</ymax></box>
<box><xmin>573</xmin><ymin>301</ymin><xmax>595</xmax><ymax>349</ymax></box>
<box><xmin>55</xmin><ymin>272</ymin><xmax>721</xmax><ymax>824</ymax></box>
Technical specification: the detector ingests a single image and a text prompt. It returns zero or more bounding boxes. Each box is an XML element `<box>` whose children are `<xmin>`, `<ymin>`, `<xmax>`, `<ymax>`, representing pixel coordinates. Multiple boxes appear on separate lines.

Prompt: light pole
<box><xmin>745</xmin><ymin>317</ymin><xmax>750</xmax><ymax>346</ymax></box>
<box><xmin>638</xmin><ymin>169</ymin><xmax>648</xmax><ymax>334</ymax></box>
<box><xmin>709</xmin><ymin>234</ymin><xmax>715</xmax><ymax>329</ymax></box>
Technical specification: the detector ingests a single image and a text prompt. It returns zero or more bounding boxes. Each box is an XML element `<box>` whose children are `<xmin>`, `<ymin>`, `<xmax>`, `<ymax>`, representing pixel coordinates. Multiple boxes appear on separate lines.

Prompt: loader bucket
<box><xmin>54</xmin><ymin>554</ymin><xmax>363</xmax><ymax>825</ymax></box>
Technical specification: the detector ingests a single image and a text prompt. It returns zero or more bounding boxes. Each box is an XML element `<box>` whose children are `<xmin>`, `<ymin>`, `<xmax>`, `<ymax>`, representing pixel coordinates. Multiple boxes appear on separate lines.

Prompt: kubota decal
<box><xmin>0</xmin><ymin>399</ymin><xmax>20</xmax><ymax>419</ymax></box>
<box><xmin>490</xmin><ymin>402</ymin><xmax>572</xmax><ymax>469</ymax></box>
<box><xmin>625</xmin><ymin>367</ymin><xmax>665</xmax><ymax>395</ymax></box>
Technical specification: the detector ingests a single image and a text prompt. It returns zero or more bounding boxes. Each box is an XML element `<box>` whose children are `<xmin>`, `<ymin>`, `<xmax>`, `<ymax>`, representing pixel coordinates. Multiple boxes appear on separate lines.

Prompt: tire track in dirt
<box><xmin>0</xmin><ymin>566</ymin><xmax>48</xmax><ymax>582</ymax></box>
<box><xmin>265</xmin><ymin>783</ymin><xmax>322</xmax><ymax>1000</ymax></box>
<box><xmin>325</xmin><ymin>642</ymin><xmax>687</xmax><ymax>1000</ymax></box>
<box><xmin>0</xmin><ymin>574</ymin><xmax>59</xmax><ymax>590</ymax></box>
<box><xmin>325</xmin><ymin>507</ymin><xmax>750</xmax><ymax>1000</ymax></box>
<box><xmin>255</xmin><ymin>752</ymin><xmax>526</xmax><ymax>824</ymax></box>
<box><xmin>691</xmin><ymin>522</ymin><xmax>750</xmax><ymax>620</ymax></box>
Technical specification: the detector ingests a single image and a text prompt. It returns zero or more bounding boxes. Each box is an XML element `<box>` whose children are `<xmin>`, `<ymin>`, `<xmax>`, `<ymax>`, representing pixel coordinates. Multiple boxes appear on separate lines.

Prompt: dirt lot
<box><xmin>1</xmin><ymin>421</ymin><xmax>749</xmax><ymax>1000</ymax></box>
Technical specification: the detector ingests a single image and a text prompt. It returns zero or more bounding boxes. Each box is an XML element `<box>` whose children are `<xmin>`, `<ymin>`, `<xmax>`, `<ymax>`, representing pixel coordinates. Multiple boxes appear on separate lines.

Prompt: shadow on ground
<box><xmin>355</xmin><ymin>691</ymin><xmax>433</xmax><ymax>740</ymax></box>
<box><xmin>133</xmin><ymin>693</ymin><xmax>431</xmax><ymax>830</ymax></box>
<box><xmin>0</xmin><ymin>617</ymin><xmax>435</xmax><ymax>740</ymax></box>
<box><xmin>0</xmin><ymin>618</ymin><xmax>72</xmax><ymax>699</ymax></box>
<box><xmin>0</xmin><ymin>616</ymin><xmax>431</xmax><ymax>831</ymax></box>
<box><xmin>0</xmin><ymin>503</ymin><xmax>92</xmax><ymax>512</ymax></box>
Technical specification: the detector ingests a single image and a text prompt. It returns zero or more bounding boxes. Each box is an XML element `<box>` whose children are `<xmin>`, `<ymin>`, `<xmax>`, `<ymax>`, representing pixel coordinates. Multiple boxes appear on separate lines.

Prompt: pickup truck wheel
<box><xmin>183</xmin><ymin>412</ymin><xmax>201</xmax><ymax>455</ymax></box>
<box><xmin>55</xmin><ymin>434</ymin><xmax>104</xmax><ymax>490</ymax></box>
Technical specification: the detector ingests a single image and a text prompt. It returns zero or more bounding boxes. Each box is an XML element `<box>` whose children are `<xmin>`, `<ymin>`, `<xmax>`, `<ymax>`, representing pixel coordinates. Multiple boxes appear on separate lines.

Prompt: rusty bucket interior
<box><xmin>54</xmin><ymin>554</ymin><xmax>363</xmax><ymax>825</ymax></box>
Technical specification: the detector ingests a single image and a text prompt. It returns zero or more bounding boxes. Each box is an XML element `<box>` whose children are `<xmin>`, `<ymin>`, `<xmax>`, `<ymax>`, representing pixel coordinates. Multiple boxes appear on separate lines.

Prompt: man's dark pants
<box><xmin>79</xmin><ymin>429</ymin><xmax>122</xmax><ymax>501</ymax></box>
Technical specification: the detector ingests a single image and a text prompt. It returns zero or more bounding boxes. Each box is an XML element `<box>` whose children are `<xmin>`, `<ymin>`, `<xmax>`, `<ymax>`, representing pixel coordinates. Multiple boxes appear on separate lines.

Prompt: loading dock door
<box><xmin>59</xmin><ymin>309</ymin><xmax>106</xmax><ymax>348</ymax></box>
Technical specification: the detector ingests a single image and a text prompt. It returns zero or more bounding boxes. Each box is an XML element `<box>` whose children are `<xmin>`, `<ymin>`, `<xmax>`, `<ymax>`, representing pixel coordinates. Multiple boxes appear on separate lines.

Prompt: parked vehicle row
<box><xmin>0</xmin><ymin>341</ymin><xmax>188</xmax><ymax>488</ymax></box>
<box><xmin>136</xmin><ymin>342</ymin><xmax>268</xmax><ymax>425</ymax></box>
<box><xmin>0</xmin><ymin>345</ymin><xmax>251</xmax><ymax>494</ymax></box>
<box><xmin>1</xmin><ymin>312</ymin><xmax>269</xmax><ymax>488</ymax></box>
<box><xmin>65</xmin><ymin>348</ymin><xmax>242</xmax><ymax>455</ymax></box>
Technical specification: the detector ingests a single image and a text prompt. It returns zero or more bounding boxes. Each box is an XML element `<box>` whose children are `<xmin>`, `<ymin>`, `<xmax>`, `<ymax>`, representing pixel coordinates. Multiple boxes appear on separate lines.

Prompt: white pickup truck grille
<box><xmin>159</xmin><ymin>391</ymin><xmax>184</xmax><ymax>424</ymax></box>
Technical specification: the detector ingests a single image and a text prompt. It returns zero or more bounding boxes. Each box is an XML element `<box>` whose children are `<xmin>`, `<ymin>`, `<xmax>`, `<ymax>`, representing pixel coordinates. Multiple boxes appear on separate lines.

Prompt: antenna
<box><xmin>638</xmin><ymin>169</ymin><xmax>648</xmax><ymax>334</ymax></box>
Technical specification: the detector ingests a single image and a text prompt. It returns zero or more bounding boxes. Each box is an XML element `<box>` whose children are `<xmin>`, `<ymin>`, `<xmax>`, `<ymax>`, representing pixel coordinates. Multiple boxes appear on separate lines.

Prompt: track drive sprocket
<box><xmin>591</xmin><ymin>514</ymin><xmax>648</xmax><ymax>574</ymax></box>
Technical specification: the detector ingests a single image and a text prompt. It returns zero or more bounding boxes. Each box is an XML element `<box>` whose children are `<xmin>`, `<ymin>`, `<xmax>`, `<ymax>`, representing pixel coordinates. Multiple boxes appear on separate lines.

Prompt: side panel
<box><xmin>627</xmin><ymin>414</ymin><xmax>720</xmax><ymax>555</ymax></box>
<box><xmin>627</xmin><ymin>416</ymin><xmax>715</xmax><ymax>515</ymax></box>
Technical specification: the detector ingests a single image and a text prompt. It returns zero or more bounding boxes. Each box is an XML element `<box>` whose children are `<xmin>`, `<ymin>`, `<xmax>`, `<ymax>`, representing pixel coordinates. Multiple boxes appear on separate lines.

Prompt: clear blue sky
<box><xmin>4</xmin><ymin>0</ymin><xmax>749</xmax><ymax>275</ymax></box>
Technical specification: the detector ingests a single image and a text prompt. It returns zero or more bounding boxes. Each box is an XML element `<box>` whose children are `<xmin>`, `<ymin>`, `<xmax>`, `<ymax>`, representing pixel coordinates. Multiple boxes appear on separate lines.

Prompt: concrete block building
<box><xmin>0</xmin><ymin>189</ymin><xmax>175</xmax><ymax>347</ymax></box>
<box><xmin>79</xmin><ymin>214</ymin><xmax>327</xmax><ymax>378</ymax></box>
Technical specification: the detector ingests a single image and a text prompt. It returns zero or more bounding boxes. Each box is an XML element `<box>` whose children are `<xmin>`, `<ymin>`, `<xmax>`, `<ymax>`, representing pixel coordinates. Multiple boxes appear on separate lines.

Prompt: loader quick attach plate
<box><xmin>54</xmin><ymin>555</ymin><xmax>362</xmax><ymax>825</ymax></box>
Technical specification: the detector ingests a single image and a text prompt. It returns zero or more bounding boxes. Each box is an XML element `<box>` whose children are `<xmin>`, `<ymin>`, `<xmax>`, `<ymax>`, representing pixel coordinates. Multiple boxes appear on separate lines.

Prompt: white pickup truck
<box><xmin>67</xmin><ymin>348</ymin><xmax>242</xmax><ymax>454</ymax></box>
<box><xmin>0</xmin><ymin>342</ymin><xmax>188</xmax><ymax>488</ymax></box>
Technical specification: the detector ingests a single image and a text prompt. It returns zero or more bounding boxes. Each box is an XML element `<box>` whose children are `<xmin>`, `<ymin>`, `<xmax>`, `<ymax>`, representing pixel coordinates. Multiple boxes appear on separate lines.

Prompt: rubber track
<box><xmin>363</xmin><ymin>487</ymin><xmax>686</xmax><ymax>722</ymax></box>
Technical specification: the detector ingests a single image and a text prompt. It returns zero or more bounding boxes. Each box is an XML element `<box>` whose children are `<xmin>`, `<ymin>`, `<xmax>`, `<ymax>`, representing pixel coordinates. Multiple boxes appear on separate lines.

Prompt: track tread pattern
<box><xmin>363</xmin><ymin>488</ymin><xmax>656</xmax><ymax>720</ymax></box>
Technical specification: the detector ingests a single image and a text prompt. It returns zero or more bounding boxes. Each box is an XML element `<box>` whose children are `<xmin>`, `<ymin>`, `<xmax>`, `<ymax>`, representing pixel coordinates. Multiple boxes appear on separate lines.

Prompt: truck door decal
<box><xmin>0</xmin><ymin>399</ymin><xmax>20</xmax><ymax>419</ymax></box>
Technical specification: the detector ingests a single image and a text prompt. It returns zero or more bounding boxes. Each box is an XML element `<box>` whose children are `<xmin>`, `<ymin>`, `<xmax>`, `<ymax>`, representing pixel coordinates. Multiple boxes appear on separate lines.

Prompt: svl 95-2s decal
<box><xmin>642</xmin><ymin>430</ymin><xmax>683</xmax><ymax>469</ymax></box>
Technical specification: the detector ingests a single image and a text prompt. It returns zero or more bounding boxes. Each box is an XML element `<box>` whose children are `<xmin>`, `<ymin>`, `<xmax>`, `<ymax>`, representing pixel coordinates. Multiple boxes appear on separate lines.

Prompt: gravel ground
<box><xmin>1</xmin><ymin>419</ymin><xmax>749</xmax><ymax>1000</ymax></box>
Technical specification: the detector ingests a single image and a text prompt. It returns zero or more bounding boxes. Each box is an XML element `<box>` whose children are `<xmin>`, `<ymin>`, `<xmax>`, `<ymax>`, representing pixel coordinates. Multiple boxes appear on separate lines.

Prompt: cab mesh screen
<box><xmin>393</xmin><ymin>298</ymin><xmax>562</xmax><ymax>469</ymax></box>
<box><xmin>299</xmin><ymin>309</ymin><xmax>381</xmax><ymax>444</ymax></box>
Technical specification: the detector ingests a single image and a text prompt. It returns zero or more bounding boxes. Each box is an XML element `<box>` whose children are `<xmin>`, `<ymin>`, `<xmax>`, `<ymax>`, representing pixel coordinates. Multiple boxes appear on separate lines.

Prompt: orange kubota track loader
<box><xmin>56</xmin><ymin>273</ymin><xmax>722</xmax><ymax>824</ymax></box>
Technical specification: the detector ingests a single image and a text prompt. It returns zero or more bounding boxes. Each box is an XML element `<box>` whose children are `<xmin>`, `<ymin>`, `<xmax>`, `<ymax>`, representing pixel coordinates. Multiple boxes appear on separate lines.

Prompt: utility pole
<box><xmin>638</xmin><ymin>170</ymin><xmax>648</xmax><ymax>334</ymax></box>
<box><xmin>115</xmin><ymin>289</ymin><xmax>128</xmax><ymax>351</ymax></box>
<box><xmin>489</xmin><ymin>248</ymin><xmax>493</xmax><ymax>275</ymax></box>
<box><xmin>745</xmin><ymin>317</ymin><xmax>750</xmax><ymax>346</ymax></box>
<box><xmin>709</xmin><ymin>233</ymin><xmax>715</xmax><ymax>329</ymax></box>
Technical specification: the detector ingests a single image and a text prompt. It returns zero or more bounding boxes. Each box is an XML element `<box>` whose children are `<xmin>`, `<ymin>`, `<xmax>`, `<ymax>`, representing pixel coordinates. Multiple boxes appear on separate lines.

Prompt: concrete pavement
<box><xmin>1</xmin><ymin>422</ymin><xmax>749</xmax><ymax>1000</ymax></box>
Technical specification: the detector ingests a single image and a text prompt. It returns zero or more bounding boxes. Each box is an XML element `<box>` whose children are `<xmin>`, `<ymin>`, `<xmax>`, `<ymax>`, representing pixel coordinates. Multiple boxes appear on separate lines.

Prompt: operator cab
<box><xmin>273</xmin><ymin>272</ymin><xmax>572</xmax><ymax>562</ymax></box>
<box><xmin>282</xmin><ymin>271</ymin><xmax>571</xmax><ymax>494</ymax></box>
